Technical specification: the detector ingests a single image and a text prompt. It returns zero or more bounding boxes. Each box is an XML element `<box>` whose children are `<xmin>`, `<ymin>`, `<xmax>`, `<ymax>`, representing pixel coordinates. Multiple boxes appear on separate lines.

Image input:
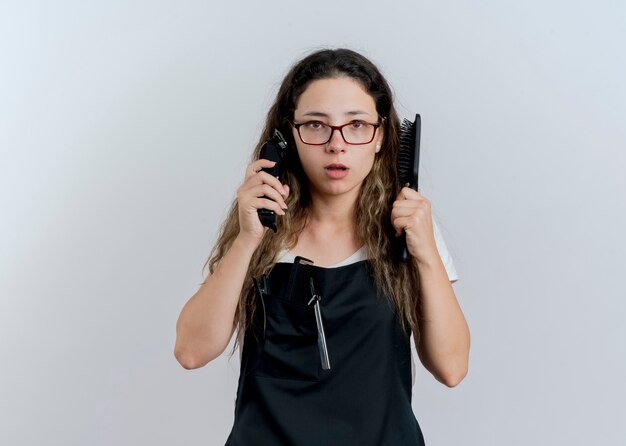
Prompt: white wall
<box><xmin>1</xmin><ymin>1</ymin><xmax>625</xmax><ymax>445</ymax></box>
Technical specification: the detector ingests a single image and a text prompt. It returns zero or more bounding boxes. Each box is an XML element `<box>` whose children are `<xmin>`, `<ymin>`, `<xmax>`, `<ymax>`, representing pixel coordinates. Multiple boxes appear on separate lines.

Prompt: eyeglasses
<box><xmin>292</xmin><ymin>120</ymin><xmax>381</xmax><ymax>145</ymax></box>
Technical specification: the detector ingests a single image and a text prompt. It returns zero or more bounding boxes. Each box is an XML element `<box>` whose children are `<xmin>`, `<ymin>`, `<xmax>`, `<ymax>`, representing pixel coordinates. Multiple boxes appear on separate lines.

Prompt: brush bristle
<box><xmin>397</xmin><ymin>118</ymin><xmax>416</xmax><ymax>186</ymax></box>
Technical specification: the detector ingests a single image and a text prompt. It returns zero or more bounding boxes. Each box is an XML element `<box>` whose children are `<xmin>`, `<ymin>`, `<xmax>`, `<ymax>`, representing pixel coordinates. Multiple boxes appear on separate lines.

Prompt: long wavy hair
<box><xmin>203</xmin><ymin>48</ymin><xmax>422</xmax><ymax>354</ymax></box>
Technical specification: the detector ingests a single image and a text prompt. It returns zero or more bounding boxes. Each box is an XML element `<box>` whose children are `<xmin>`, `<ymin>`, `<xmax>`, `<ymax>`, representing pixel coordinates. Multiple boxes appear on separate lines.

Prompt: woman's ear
<box><xmin>375</xmin><ymin>118</ymin><xmax>384</xmax><ymax>153</ymax></box>
<box><xmin>375</xmin><ymin>134</ymin><xmax>383</xmax><ymax>153</ymax></box>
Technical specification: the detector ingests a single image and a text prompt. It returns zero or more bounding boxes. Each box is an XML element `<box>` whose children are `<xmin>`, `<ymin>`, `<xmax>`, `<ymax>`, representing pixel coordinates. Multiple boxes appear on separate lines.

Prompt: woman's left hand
<box><xmin>391</xmin><ymin>187</ymin><xmax>439</xmax><ymax>264</ymax></box>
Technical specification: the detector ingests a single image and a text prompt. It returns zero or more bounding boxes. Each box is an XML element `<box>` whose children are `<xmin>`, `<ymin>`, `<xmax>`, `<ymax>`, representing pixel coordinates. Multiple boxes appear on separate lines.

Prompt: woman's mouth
<box><xmin>324</xmin><ymin>163</ymin><xmax>349</xmax><ymax>179</ymax></box>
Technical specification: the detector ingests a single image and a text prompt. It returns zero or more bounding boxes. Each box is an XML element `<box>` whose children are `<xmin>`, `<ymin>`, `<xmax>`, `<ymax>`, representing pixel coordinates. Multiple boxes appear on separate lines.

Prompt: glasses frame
<box><xmin>292</xmin><ymin>119</ymin><xmax>382</xmax><ymax>145</ymax></box>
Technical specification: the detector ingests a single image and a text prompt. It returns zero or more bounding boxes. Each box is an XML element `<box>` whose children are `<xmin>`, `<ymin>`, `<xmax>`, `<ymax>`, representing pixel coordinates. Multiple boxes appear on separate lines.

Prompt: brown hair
<box><xmin>203</xmin><ymin>48</ymin><xmax>422</xmax><ymax>354</ymax></box>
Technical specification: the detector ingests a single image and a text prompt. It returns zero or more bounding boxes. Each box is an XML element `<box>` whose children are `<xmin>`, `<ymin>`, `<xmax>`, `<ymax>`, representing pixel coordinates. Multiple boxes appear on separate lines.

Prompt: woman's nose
<box><xmin>326</xmin><ymin>128</ymin><xmax>346</xmax><ymax>153</ymax></box>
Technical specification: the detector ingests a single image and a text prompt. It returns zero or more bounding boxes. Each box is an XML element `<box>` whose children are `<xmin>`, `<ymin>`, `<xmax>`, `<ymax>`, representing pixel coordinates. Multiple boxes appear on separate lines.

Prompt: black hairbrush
<box><xmin>257</xmin><ymin>129</ymin><xmax>288</xmax><ymax>232</ymax></box>
<box><xmin>395</xmin><ymin>114</ymin><xmax>421</xmax><ymax>262</ymax></box>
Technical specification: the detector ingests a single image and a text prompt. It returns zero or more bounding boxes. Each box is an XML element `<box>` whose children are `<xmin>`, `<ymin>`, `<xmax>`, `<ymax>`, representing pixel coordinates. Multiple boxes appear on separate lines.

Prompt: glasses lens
<box><xmin>299</xmin><ymin>123</ymin><xmax>331</xmax><ymax>144</ymax></box>
<box><xmin>342</xmin><ymin>122</ymin><xmax>375</xmax><ymax>144</ymax></box>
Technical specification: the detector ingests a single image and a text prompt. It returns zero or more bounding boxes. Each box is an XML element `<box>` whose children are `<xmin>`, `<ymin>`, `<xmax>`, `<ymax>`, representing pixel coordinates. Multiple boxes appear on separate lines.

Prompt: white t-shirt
<box><xmin>275</xmin><ymin>214</ymin><xmax>459</xmax><ymax>282</ymax></box>
<box><xmin>239</xmin><ymin>215</ymin><xmax>459</xmax><ymax>388</ymax></box>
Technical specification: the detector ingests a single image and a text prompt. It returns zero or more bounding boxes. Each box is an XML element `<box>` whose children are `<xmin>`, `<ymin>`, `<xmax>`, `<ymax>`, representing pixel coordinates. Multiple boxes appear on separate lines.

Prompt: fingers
<box><xmin>238</xmin><ymin>159</ymin><xmax>290</xmax><ymax>216</ymax></box>
<box><xmin>391</xmin><ymin>205</ymin><xmax>429</xmax><ymax>225</ymax></box>
<box><xmin>244</xmin><ymin>160</ymin><xmax>288</xmax><ymax>196</ymax></box>
<box><xmin>245</xmin><ymin>158</ymin><xmax>276</xmax><ymax>177</ymax></box>
<box><xmin>397</xmin><ymin>187</ymin><xmax>424</xmax><ymax>200</ymax></box>
<box><xmin>245</xmin><ymin>159</ymin><xmax>280</xmax><ymax>182</ymax></box>
<box><xmin>392</xmin><ymin>196</ymin><xmax>430</xmax><ymax>213</ymax></box>
<box><xmin>245</xmin><ymin>183</ymin><xmax>289</xmax><ymax>210</ymax></box>
<box><xmin>392</xmin><ymin>216</ymin><xmax>411</xmax><ymax>236</ymax></box>
<box><xmin>391</xmin><ymin>189</ymin><xmax>431</xmax><ymax>236</ymax></box>
<box><xmin>252</xmin><ymin>197</ymin><xmax>287</xmax><ymax>216</ymax></box>
<box><xmin>395</xmin><ymin>188</ymin><xmax>430</xmax><ymax>207</ymax></box>
<box><xmin>392</xmin><ymin>212</ymin><xmax>427</xmax><ymax>236</ymax></box>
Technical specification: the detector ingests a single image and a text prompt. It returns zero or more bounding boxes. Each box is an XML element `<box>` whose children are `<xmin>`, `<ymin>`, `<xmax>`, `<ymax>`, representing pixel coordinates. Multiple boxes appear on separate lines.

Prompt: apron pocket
<box><xmin>253</xmin><ymin>293</ymin><xmax>321</xmax><ymax>382</ymax></box>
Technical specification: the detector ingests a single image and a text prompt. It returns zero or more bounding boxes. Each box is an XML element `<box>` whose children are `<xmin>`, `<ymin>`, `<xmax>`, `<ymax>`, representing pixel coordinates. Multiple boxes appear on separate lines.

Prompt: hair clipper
<box><xmin>257</xmin><ymin>129</ymin><xmax>288</xmax><ymax>232</ymax></box>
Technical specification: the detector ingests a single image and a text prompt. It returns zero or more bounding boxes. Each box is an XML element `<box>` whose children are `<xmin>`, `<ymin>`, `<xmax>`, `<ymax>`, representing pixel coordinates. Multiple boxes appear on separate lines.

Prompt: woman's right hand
<box><xmin>236</xmin><ymin>159</ymin><xmax>290</xmax><ymax>246</ymax></box>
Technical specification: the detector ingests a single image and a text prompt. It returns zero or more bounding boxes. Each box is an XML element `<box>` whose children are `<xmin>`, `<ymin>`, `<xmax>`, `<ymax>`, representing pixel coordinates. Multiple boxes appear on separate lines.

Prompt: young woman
<box><xmin>175</xmin><ymin>48</ymin><xmax>470</xmax><ymax>445</ymax></box>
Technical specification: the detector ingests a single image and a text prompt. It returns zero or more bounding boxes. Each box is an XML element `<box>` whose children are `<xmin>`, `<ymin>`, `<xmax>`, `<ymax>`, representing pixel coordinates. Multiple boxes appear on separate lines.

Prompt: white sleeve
<box><xmin>432</xmin><ymin>214</ymin><xmax>459</xmax><ymax>283</ymax></box>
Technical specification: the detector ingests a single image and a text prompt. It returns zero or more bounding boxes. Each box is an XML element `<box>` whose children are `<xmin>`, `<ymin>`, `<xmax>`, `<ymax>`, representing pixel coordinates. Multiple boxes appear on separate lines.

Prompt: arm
<box><xmin>413</xmin><ymin>254</ymin><xmax>470</xmax><ymax>387</ymax></box>
<box><xmin>174</xmin><ymin>234</ymin><xmax>258</xmax><ymax>369</ymax></box>
<box><xmin>391</xmin><ymin>187</ymin><xmax>470</xmax><ymax>387</ymax></box>
<box><xmin>174</xmin><ymin>158</ymin><xmax>290</xmax><ymax>370</ymax></box>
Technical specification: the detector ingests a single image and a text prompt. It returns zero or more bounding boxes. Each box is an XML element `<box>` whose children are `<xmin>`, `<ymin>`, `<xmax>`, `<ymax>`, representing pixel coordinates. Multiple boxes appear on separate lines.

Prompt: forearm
<box><xmin>174</xmin><ymin>234</ymin><xmax>258</xmax><ymax>369</ymax></box>
<box><xmin>414</xmin><ymin>254</ymin><xmax>470</xmax><ymax>387</ymax></box>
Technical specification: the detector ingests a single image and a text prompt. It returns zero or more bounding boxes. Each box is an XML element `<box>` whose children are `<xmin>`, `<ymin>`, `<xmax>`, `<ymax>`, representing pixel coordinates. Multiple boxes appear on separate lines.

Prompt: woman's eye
<box><xmin>350</xmin><ymin>122</ymin><xmax>365</xmax><ymax>129</ymax></box>
<box><xmin>306</xmin><ymin>122</ymin><xmax>324</xmax><ymax>130</ymax></box>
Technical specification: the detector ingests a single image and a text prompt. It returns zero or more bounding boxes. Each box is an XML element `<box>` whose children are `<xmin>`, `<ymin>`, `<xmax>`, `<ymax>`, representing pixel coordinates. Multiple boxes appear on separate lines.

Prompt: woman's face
<box><xmin>292</xmin><ymin>76</ymin><xmax>383</xmax><ymax>201</ymax></box>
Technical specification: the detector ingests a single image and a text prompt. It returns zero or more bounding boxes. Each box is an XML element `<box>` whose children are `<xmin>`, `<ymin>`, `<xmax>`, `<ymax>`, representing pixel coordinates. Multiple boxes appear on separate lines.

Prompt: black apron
<box><xmin>225</xmin><ymin>259</ymin><xmax>425</xmax><ymax>446</ymax></box>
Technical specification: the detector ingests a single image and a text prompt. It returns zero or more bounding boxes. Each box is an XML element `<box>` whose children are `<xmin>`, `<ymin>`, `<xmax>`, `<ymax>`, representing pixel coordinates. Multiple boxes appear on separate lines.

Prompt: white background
<box><xmin>1</xmin><ymin>1</ymin><xmax>625</xmax><ymax>445</ymax></box>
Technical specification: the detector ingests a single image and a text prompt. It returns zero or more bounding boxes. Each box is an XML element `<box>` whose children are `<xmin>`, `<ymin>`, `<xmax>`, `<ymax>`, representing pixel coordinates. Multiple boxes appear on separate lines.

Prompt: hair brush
<box><xmin>395</xmin><ymin>114</ymin><xmax>421</xmax><ymax>262</ymax></box>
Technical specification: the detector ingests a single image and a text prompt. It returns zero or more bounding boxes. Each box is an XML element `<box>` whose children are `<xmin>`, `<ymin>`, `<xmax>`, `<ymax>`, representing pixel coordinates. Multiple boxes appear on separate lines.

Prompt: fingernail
<box><xmin>281</xmin><ymin>202</ymin><xmax>288</xmax><ymax>210</ymax></box>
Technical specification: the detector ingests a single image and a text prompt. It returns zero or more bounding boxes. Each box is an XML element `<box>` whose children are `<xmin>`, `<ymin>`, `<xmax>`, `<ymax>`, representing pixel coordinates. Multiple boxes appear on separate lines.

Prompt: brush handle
<box><xmin>395</xmin><ymin>232</ymin><xmax>410</xmax><ymax>262</ymax></box>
